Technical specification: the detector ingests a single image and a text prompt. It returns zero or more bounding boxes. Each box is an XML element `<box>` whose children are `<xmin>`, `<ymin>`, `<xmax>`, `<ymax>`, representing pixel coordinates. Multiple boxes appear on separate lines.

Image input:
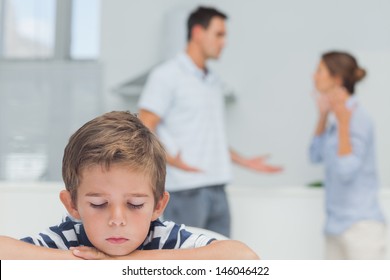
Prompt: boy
<box><xmin>0</xmin><ymin>111</ymin><xmax>259</xmax><ymax>259</ymax></box>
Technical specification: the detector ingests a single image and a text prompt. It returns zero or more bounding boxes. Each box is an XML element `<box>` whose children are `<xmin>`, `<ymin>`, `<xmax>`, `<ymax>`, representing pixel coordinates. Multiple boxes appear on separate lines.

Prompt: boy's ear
<box><xmin>60</xmin><ymin>190</ymin><xmax>81</xmax><ymax>220</ymax></box>
<box><xmin>151</xmin><ymin>191</ymin><xmax>170</xmax><ymax>221</ymax></box>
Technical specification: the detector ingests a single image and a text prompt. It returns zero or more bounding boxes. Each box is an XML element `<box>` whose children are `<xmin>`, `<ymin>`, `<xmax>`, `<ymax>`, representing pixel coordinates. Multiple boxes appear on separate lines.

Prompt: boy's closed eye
<box><xmin>88</xmin><ymin>202</ymin><xmax>144</xmax><ymax>210</ymax></box>
<box><xmin>90</xmin><ymin>202</ymin><xmax>107</xmax><ymax>208</ymax></box>
<box><xmin>127</xmin><ymin>203</ymin><xmax>144</xmax><ymax>210</ymax></box>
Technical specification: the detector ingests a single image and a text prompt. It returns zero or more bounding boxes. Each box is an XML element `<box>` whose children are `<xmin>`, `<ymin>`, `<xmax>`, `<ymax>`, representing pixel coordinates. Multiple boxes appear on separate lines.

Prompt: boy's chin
<box><xmin>97</xmin><ymin>244</ymin><xmax>138</xmax><ymax>257</ymax></box>
<box><xmin>104</xmin><ymin>247</ymin><xmax>136</xmax><ymax>257</ymax></box>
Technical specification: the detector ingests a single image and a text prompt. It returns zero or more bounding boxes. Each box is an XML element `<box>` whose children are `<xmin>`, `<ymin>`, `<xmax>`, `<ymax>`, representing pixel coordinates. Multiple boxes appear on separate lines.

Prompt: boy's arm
<box><xmin>0</xmin><ymin>236</ymin><xmax>81</xmax><ymax>260</ymax></box>
<box><xmin>72</xmin><ymin>240</ymin><xmax>260</xmax><ymax>260</ymax></box>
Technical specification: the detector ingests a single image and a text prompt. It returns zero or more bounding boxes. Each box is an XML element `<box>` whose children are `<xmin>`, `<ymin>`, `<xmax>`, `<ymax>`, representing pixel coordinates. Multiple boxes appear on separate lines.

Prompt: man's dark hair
<box><xmin>187</xmin><ymin>6</ymin><xmax>227</xmax><ymax>41</ymax></box>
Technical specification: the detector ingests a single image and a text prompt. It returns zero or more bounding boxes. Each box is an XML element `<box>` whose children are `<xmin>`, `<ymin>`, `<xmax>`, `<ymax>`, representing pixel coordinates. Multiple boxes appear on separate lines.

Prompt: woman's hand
<box><xmin>327</xmin><ymin>87</ymin><xmax>353</xmax><ymax>155</ymax></box>
<box><xmin>328</xmin><ymin>87</ymin><xmax>352</xmax><ymax>123</ymax></box>
<box><xmin>313</xmin><ymin>90</ymin><xmax>331</xmax><ymax>116</ymax></box>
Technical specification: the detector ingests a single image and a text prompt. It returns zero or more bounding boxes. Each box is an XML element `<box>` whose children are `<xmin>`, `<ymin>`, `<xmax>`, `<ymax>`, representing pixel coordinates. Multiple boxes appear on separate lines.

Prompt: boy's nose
<box><xmin>108</xmin><ymin>206</ymin><xmax>127</xmax><ymax>226</ymax></box>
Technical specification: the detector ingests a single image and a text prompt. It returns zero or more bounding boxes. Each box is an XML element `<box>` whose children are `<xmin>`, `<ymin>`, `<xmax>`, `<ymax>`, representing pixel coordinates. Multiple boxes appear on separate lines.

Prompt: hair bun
<box><xmin>354</xmin><ymin>67</ymin><xmax>366</xmax><ymax>82</ymax></box>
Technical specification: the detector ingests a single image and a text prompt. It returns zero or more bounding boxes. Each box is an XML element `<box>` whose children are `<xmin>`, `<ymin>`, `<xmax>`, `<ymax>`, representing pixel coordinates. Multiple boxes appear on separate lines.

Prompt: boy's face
<box><xmin>61</xmin><ymin>164</ymin><xmax>169</xmax><ymax>256</ymax></box>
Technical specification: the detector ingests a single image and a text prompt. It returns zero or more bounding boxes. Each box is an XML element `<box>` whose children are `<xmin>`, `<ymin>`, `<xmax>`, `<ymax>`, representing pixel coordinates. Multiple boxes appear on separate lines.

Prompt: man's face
<box><xmin>199</xmin><ymin>17</ymin><xmax>226</xmax><ymax>59</ymax></box>
<box><xmin>70</xmin><ymin>164</ymin><xmax>166</xmax><ymax>256</ymax></box>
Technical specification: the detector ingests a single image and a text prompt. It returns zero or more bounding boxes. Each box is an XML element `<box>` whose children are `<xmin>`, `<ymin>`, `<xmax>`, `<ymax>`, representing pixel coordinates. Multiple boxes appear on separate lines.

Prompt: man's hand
<box><xmin>231</xmin><ymin>150</ymin><xmax>283</xmax><ymax>173</ymax></box>
<box><xmin>168</xmin><ymin>151</ymin><xmax>202</xmax><ymax>172</ymax></box>
<box><xmin>241</xmin><ymin>155</ymin><xmax>283</xmax><ymax>173</ymax></box>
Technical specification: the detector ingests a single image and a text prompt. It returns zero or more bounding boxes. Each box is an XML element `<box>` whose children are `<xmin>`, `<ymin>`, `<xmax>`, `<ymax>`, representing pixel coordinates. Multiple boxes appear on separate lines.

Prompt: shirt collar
<box><xmin>346</xmin><ymin>95</ymin><xmax>358</xmax><ymax>110</ymax></box>
<box><xmin>177</xmin><ymin>52</ymin><xmax>210</xmax><ymax>80</ymax></box>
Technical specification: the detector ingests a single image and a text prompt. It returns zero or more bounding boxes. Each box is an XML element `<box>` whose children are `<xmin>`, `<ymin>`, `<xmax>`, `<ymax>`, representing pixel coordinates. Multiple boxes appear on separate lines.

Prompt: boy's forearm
<box><xmin>0</xmin><ymin>235</ymin><xmax>80</xmax><ymax>260</ymax></box>
<box><xmin>116</xmin><ymin>240</ymin><xmax>260</xmax><ymax>260</ymax></box>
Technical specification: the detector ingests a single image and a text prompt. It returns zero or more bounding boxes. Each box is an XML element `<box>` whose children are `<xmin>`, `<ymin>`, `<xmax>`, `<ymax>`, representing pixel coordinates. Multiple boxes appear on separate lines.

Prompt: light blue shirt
<box><xmin>138</xmin><ymin>52</ymin><xmax>232</xmax><ymax>191</ymax></box>
<box><xmin>309</xmin><ymin>97</ymin><xmax>385</xmax><ymax>235</ymax></box>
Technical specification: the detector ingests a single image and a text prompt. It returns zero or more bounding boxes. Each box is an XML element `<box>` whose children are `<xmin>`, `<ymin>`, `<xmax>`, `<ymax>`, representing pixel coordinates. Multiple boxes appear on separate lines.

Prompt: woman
<box><xmin>310</xmin><ymin>51</ymin><xmax>386</xmax><ymax>259</ymax></box>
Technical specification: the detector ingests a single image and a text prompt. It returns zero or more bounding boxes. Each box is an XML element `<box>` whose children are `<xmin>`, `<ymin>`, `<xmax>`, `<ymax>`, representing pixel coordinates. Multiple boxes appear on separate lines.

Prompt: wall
<box><xmin>100</xmin><ymin>0</ymin><xmax>390</xmax><ymax>188</ymax></box>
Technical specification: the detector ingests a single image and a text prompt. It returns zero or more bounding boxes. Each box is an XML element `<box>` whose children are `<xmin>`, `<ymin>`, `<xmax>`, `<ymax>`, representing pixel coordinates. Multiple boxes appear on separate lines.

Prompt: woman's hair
<box><xmin>322</xmin><ymin>51</ymin><xmax>366</xmax><ymax>94</ymax></box>
<box><xmin>62</xmin><ymin>111</ymin><xmax>166</xmax><ymax>206</ymax></box>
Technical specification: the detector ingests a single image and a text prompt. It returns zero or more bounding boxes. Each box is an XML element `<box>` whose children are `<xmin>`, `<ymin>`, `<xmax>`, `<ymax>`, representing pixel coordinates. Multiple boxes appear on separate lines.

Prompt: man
<box><xmin>138</xmin><ymin>6</ymin><xmax>281</xmax><ymax>237</ymax></box>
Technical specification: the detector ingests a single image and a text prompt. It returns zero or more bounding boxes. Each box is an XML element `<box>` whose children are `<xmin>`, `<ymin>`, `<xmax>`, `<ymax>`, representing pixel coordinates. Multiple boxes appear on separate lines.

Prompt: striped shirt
<box><xmin>21</xmin><ymin>215</ymin><xmax>215</xmax><ymax>250</ymax></box>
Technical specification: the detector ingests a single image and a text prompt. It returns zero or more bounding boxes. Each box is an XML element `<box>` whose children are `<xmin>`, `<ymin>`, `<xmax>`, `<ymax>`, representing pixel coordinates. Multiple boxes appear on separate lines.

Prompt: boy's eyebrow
<box><xmin>126</xmin><ymin>193</ymin><xmax>150</xmax><ymax>197</ymax></box>
<box><xmin>85</xmin><ymin>192</ymin><xmax>150</xmax><ymax>197</ymax></box>
<box><xmin>85</xmin><ymin>193</ymin><xmax>102</xmax><ymax>197</ymax></box>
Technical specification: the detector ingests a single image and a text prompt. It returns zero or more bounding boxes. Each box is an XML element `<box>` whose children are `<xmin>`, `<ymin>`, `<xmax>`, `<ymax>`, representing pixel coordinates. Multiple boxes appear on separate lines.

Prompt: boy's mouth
<box><xmin>106</xmin><ymin>237</ymin><xmax>129</xmax><ymax>244</ymax></box>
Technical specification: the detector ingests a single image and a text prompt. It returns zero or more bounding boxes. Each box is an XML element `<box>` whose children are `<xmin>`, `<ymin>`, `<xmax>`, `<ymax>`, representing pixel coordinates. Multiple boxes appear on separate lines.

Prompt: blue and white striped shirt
<box><xmin>21</xmin><ymin>215</ymin><xmax>215</xmax><ymax>250</ymax></box>
<box><xmin>309</xmin><ymin>97</ymin><xmax>385</xmax><ymax>235</ymax></box>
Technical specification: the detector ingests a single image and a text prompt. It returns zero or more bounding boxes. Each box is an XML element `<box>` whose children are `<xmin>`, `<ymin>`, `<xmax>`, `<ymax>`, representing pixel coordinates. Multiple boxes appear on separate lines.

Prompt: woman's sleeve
<box><xmin>333</xmin><ymin>119</ymin><xmax>372</xmax><ymax>184</ymax></box>
<box><xmin>309</xmin><ymin>134</ymin><xmax>325</xmax><ymax>164</ymax></box>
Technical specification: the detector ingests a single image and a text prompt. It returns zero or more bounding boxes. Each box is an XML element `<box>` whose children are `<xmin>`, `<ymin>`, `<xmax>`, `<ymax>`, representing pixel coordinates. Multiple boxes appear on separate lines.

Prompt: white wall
<box><xmin>100</xmin><ymin>0</ymin><xmax>390</xmax><ymax>188</ymax></box>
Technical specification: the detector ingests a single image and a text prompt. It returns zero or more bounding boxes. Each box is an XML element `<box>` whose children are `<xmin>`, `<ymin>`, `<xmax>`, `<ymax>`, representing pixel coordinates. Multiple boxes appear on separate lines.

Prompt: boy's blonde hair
<box><xmin>62</xmin><ymin>111</ymin><xmax>166</xmax><ymax>206</ymax></box>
